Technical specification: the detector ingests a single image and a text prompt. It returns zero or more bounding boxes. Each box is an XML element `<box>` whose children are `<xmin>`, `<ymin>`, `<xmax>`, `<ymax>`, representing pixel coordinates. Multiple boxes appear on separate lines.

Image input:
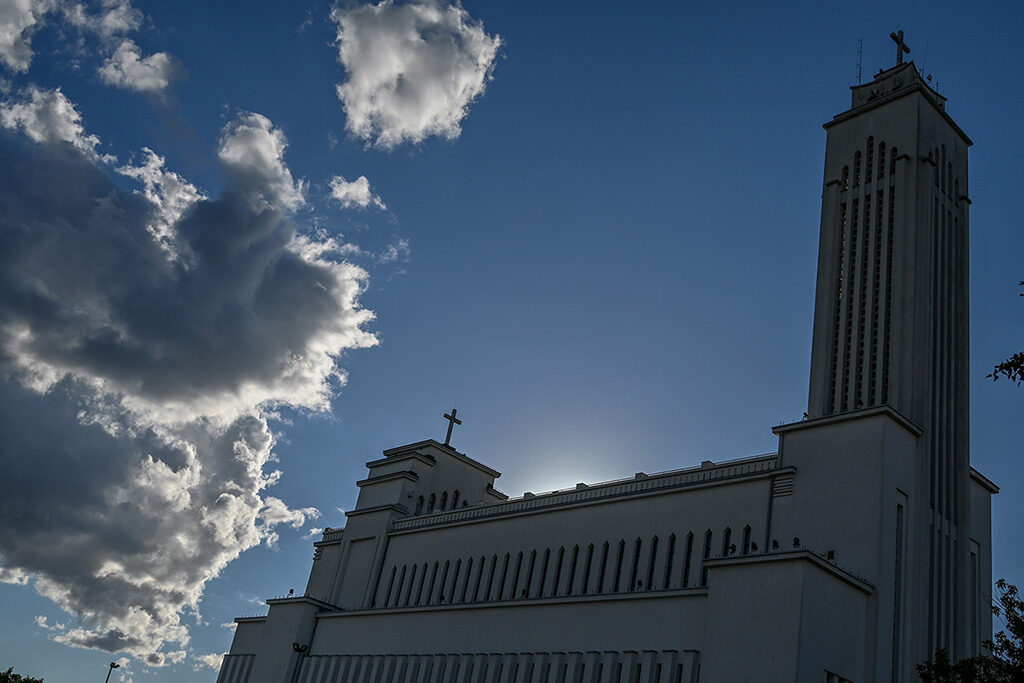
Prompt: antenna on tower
<box><xmin>856</xmin><ymin>37</ymin><xmax>863</xmax><ymax>85</ymax></box>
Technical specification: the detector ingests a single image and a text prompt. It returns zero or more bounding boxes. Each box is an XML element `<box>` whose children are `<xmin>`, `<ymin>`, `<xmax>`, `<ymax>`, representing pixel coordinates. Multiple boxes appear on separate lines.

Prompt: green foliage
<box><xmin>991</xmin><ymin>580</ymin><xmax>1024</xmax><ymax>679</ymax></box>
<box><xmin>0</xmin><ymin>668</ymin><xmax>45</xmax><ymax>683</ymax></box>
<box><xmin>989</xmin><ymin>281</ymin><xmax>1024</xmax><ymax>385</ymax></box>
<box><xmin>917</xmin><ymin>580</ymin><xmax>1024</xmax><ymax>682</ymax></box>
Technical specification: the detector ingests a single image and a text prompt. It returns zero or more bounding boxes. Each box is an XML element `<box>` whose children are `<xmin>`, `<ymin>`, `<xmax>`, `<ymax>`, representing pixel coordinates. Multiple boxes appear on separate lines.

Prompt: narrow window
<box><xmin>891</xmin><ymin>147</ymin><xmax>898</xmax><ymax>176</ymax></box>
<box><xmin>853</xmin><ymin>151</ymin><xmax>862</xmax><ymax>186</ymax></box>
<box><xmin>682</xmin><ymin>532</ymin><xmax>694</xmax><ymax>587</ymax></box>
<box><xmin>597</xmin><ymin>542</ymin><xmax>610</xmax><ymax>593</ymax></box>
<box><xmin>485</xmin><ymin>554</ymin><xmax>498</xmax><ymax>601</ymax></box>
<box><xmin>551</xmin><ymin>546</ymin><xmax>565</xmax><ymax>596</ymax></box>
<box><xmin>428</xmin><ymin>493</ymin><xmax>436</xmax><ymax>512</ymax></box>
<box><xmin>415</xmin><ymin>562</ymin><xmax>428</xmax><ymax>605</ymax></box>
<box><xmin>941</xmin><ymin>145</ymin><xmax>947</xmax><ymax>193</ymax></box>
<box><xmin>383</xmin><ymin>566</ymin><xmax>397</xmax><ymax>607</ymax></box>
<box><xmin>566</xmin><ymin>545</ymin><xmax>580</xmax><ymax>595</ymax></box>
<box><xmin>629</xmin><ymin>538</ymin><xmax>642</xmax><ymax>590</ymax></box>
<box><xmin>510</xmin><ymin>551</ymin><xmax>523</xmax><ymax>599</ymax></box>
<box><xmin>892</xmin><ymin>503</ymin><xmax>905</xmax><ymax>679</ymax></box>
<box><xmin>471</xmin><ymin>555</ymin><xmax>485</xmax><ymax>601</ymax></box>
<box><xmin>613</xmin><ymin>540</ymin><xmax>626</xmax><ymax>592</ymax></box>
<box><xmin>582</xmin><ymin>543</ymin><xmax>595</xmax><ymax>594</ymax></box>
<box><xmin>498</xmin><ymin>554</ymin><xmax>510</xmax><ymax>600</ymax></box>
<box><xmin>878</xmin><ymin>141</ymin><xmax>886</xmax><ymax>178</ymax></box>
<box><xmin>440</xmin><ymin>491</ymin><xmax>448</xmax><ymax>510</ymax></box>
<box><xmin>451</xmin><ymin>490</ymin><xmax>460</xmax><ymax>508</ymax></box>
<box><xmin>701</xmin><ymin>530</ymin><xmax>713</xmax><ymax>586</ymax></box>
<box><xmin>866</xmin><ymin>137</ymin><xmax>874</xmax><ymax>183</ymax></box>
<box><xmin>393</xmin><ymin>565</ymin><xmax>407</xmax><ymax>607</ymax></box>
<box><xmin>971</xmin><ymin>550</ymin><xmax>979</xmax><ymax>655</ymax></box>
<box><xmin>427</xmin><ymin>562</ymin><xmax>439</xmax><ymax>604</ymax></box>
<box><xmin>536</xmin><ymin>548</ymin><xmax>552</xmax><ymax>593</ymax></box>
<box><xmin>722</xmin><ymin>527</ymin><xmax>732</xmax><ymax>557</ymax></box>
<box><xmin>459</xmin><ymin>557</ymin><xmax>473</xmax><ymax>603</ymax></box>
<box><xmin>663</xmin><ymin>534</ymin><xmax>676</xmax><ymax>589</ymax></box>
<box><xmin>841</xmin><ymin>165</ymin><xmax>849</xmax><ymax>191</ymax></box>
<box><xmin>415</xmin><ymin>496</ymin><xmax>424</xmax><ymax>515</ymax></box>
<box><xmin>742</xmin><ymin>526</ymin><xmax>752</xmax><ymax>555</ymax></box>
<box><xmin>524</xmin><ymin>550</ymin><xmax>538</xmax><ymax>598</ymax></box>
<box><xmin>438</xmin><ymin>560</ymin><xmax>450</xmax><ymax>603</ymax></box>
<box><xmin>449</xmin><ymin>559</ymin><xmax>462</xmax><ymax>602</ymax></box>
<box><xmin>402</xmin><ymin>564</ymin><xmax>416</xmax><ymax>606</ymax></box>
<box><xmin>646</xmin><ymin>536</ymin><xmax>659</xmax><ymax>589</ymax></box>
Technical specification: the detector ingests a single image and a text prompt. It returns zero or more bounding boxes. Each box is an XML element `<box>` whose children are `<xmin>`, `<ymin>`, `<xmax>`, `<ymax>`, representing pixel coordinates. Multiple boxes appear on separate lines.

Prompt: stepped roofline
<box><xmin>824</xmin><ymin>61</ymin><xmax>971</xmax><ymax>146</ymax></box>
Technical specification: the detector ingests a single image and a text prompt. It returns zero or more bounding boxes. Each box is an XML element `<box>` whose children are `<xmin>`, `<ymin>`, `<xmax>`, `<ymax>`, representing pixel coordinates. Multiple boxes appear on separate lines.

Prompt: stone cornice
<box><xmin>345</xmin><ymin>503</ymin><xmax>409</xmax><ymax>518</ymax></box>
<box><xmin>773</xmin><ymin>404</ymin><xmax>922</xmax><ymax>437</ymax></box>
<box><xmin>314</xmin><ymin>585</ymin><xmax>709</xmax><ymax>619</ymax></box>
<box><xmin>970</xmin><ymin>467</ymin><xmax>1000</xmax><ymax>494</ymax></box>
<box><xmin>391</xmin><ymin>455</ymin><xmax>786</xmax><ymax>534</ymax></box>
<box><xmin>356</xmin><ymin>470</ymin><xmax>419</xmax><ymax>487</ymax></box>
<box><xmin>265</xmin><ymin>595</ymin><xmax>342</xmax><ymax>610</ymax></box>
<box><xmin>704</xmin><ymin>549</ymin><xmax>874</xmax><ymax>594</ymax></box>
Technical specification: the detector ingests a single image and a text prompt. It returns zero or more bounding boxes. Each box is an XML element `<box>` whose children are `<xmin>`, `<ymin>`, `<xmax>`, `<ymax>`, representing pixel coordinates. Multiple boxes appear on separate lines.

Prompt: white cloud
<box><xmin>117</xmin><ymin>147</ymin><xmax>205</xmax><ymax>259</ymax></box>
<box><xmin>0</xmin><ymin>101</ymin><xmax>379</xmax><ymax>664</ymax></box>
<box><xmin>259</xmin><ymin>497</ymin><xmax>320</xmax><ymax>549</ymax></box>
<box><xmin>303</xmin><ymin>527</ymin><xmax>324</xmax><ymax>540</ymax></box>
<box><xmin>0</xmin><ymin>0</ymin><xmax>181</xmax><ymax>98</ymax></box>
<box><xmin>379</xmin><ymin>237</ymin><xmax>410</xmax><ymax>264</ymax></box>
<box><xmin>194</xmin><ymin>652</ymin><xmax>226</xmax><ymax>671</ymax></box>
<box><xmin>99</xmin><ymin>39</ymin><xmax>178</xmax><ymax>93</ymax></box>
<box><xmin>219</xmin><ymin>112</ymin><xmax>306</xmax><ymax>212</ymax></box>
<box><xmin>0</xmin><ymin>566</ymin><xmax>31</xmax><ymax>584</ymax></box>
<box><xmin>332</xmin><ymin>0</ymin><xmax>501</xmax><ymax>148</ymax></box>
<box><xmin>62</xmin><ymin>0</ymin><xmax>141</xmax><ymax>38</ymax></box>
<box><xmin>330</xmin><ymin>174</ymin><xmax>386</xmax><ymax>210</ymax></box>
<box><xmin>0</xmin><ymin>85</ymin><xmax>106</xmax><ymax>159</ymax></box>
<box><xmin>0</xmin><ymin>0</ymin><xmax>54</xmax><ymax>72</ymax></box>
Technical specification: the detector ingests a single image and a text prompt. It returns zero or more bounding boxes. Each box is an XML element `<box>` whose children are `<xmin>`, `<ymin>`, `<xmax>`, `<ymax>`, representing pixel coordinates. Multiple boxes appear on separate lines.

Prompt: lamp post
<box><xmin>103</xmin><ymin>662</ymin><xmax>120</xmax><ymax>683</ymax></box>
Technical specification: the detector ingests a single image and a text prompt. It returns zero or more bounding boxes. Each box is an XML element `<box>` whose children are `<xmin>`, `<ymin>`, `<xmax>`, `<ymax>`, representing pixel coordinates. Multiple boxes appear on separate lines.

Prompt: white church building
<box><xmin>217</xmin><ymin>43</ymin><xmax>998</xmax><ymax>683</ymax></box>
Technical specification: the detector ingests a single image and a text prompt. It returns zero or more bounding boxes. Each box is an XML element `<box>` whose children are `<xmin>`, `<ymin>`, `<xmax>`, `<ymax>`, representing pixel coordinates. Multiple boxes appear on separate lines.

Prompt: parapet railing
<box><xmin>392</xmin><ymin>454</ymin><xmax>781</xmax><ymax>532</ymax></box>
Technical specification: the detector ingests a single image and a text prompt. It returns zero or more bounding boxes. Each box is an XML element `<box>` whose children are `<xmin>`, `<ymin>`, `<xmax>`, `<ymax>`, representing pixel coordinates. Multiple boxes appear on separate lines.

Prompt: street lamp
<box><xmin>103</xmin><ymin>662</ymin><xmax>120</xmax><ymax>683</ymax></box>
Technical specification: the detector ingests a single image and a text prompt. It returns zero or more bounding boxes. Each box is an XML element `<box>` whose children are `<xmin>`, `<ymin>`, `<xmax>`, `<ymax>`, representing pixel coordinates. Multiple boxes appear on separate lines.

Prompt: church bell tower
<box><xmin>806</xmin><ymin>37</ymin><xmax>975</xmax><ymax>661</ymax></box>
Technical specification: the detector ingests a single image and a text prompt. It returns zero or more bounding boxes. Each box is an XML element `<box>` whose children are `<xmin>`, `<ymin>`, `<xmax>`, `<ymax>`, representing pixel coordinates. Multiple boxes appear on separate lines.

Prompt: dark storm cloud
<box><xmin>0</xmin><ymin>103</ymin><xmax>376</xmax><ymax>663</ymax></box>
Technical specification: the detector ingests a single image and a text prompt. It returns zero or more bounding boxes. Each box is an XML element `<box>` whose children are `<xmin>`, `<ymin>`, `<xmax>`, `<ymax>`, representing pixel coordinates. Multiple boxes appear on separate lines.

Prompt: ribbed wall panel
<box><xmin>296</xmin><ymin>650</ymin><xmax>697</xmax><ymax>683</ymax></box>
<box><xmin>216</xmin><ymin>654</ymin><xmax>255</xmax><ymax>683</ymax></box>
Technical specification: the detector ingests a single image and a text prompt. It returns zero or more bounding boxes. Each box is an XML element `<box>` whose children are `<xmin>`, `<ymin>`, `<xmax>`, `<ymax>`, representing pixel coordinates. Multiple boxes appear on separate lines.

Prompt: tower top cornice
<box><xmin>825</xmin><ymin>61</ymin><xmax>971</xmax><ymax>146</ymax></box>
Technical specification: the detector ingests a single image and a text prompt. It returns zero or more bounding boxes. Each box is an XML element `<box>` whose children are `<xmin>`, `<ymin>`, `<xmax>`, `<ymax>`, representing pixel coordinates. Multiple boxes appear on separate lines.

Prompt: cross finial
<box><xmin>442</xmin><ymin>408</ymin><xmax>462</xmax><ymax>447</ymax></box>
<box><xmin>890</xmin><ymin>30</ymin><xmax>911</xmax><ymax>66</ymax></box>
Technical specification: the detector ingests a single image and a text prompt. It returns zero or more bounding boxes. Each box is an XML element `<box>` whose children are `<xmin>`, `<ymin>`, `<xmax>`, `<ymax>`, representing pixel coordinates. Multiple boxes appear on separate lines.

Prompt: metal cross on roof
<box><xmin>442</xmin><ymin>408</ymin><xmax>462</xmax><ymax>447</ymax></box>
<box><xmin>890</xmin><ymin>30</ymin><xmax>911</xmax><ymax>66</ymax></box>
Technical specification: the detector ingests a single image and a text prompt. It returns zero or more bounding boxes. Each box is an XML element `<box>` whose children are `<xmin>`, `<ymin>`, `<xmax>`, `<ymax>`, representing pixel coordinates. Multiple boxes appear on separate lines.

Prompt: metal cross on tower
<box><xmin>442</xmin><ymin>408</ymin><xmax>462</xmax><ymax>447</ymax></box>
<box><xmin>890</xmin><ymin>30</ymin><xmax>911</xmax><ymax>66</ymax></box>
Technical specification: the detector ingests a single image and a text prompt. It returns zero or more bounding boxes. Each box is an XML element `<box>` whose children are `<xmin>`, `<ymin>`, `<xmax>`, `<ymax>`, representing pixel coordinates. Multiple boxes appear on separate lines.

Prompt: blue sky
<box><xmin>0</xmin><ymin>0</ymin><xmax>1022</xmax><ymax>679</ymax></box>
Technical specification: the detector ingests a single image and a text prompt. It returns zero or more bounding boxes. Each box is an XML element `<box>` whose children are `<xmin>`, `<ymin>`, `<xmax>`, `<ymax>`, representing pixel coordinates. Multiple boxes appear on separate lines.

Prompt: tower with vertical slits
<box><xmin>807</xmin><ymin>59</ymin><xmax>974</xmax><ymax>661</ymax></box>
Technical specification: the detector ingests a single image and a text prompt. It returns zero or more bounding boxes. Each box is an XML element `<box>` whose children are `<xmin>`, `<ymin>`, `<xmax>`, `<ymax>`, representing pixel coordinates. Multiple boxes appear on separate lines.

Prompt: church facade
<box><xmin>217</xmin><ymin>53</ymin><xmax>998</xmax><ymax>683</ymax></box>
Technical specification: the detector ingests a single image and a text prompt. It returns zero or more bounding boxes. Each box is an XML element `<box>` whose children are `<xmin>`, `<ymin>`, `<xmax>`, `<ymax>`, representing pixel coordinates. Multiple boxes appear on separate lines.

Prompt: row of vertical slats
<box><xmin>297</xmin><ymin>651</ymin><xmax>697</xmax><ymax>683</ymax></box>
<box><xmin>927</xmin><ymin>144</ymin><xmax>968</xmax><ymax>657</ymax></box>
<box><xmin>828</xmin><ymin>140</ymin><xmax>897</xmax><ymax>414</ymax></box>
<box><xmin>216</xmin><ymin>654</ymin><xmax>255</xmax><ymax>683</ymax></box>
